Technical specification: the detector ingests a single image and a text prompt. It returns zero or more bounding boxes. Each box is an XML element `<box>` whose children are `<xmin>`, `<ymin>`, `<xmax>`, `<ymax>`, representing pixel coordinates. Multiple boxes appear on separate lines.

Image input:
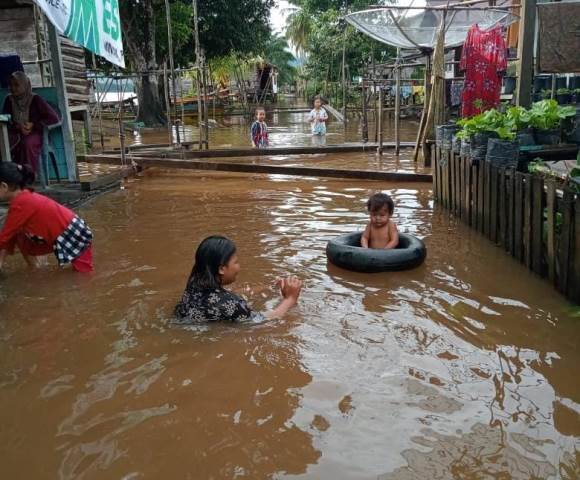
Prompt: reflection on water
<box><xmin>0</xmin><ymin>171</ymin><xmax>578</xmax><ymax>479</ymax></box>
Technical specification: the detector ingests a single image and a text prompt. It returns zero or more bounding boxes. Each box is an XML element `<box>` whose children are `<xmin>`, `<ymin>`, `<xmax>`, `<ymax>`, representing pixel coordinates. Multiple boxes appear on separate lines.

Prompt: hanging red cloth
<box><xmin>460</xmin><ymin>24</ymin><xmax>508</xmax><ymax>118</ymax></box>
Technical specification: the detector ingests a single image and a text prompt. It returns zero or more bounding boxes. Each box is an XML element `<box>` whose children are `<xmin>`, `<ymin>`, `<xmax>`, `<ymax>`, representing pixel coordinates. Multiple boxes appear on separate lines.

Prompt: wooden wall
<box><xmin>0</xmin><ymin>5</ymin><xmax>89</xmax><ymax>106</ymax></box>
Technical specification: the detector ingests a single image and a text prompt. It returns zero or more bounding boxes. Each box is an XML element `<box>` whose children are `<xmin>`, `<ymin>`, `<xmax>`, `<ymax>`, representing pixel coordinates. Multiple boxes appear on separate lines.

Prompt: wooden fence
<box><xmin>433</xmin><ymin>147</ymin><xmax>580</xmax><ymax>303</ymax></box>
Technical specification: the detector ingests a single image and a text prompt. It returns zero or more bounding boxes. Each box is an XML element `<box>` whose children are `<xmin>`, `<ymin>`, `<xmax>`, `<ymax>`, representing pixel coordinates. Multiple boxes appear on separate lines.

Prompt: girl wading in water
<box><xmin>174</xmin><ymin>236</ymin><xmax>302</xmax><ymax>323</ymax></box>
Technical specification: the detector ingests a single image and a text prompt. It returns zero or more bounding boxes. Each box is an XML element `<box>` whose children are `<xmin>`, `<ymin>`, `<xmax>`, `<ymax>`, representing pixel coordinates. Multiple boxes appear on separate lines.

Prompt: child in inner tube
<box><xmin>361</xmin><ymin>193</ymin><xmax>399</xmax><ymax>249</ymax></box>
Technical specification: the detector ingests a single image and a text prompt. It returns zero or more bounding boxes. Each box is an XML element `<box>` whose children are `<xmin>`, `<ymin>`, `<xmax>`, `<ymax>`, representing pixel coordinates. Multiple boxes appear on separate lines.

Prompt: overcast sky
<box><xmin>270</xmin><ymin>1</ymin><xmax>294</xmax><ymax>34</ymax></box>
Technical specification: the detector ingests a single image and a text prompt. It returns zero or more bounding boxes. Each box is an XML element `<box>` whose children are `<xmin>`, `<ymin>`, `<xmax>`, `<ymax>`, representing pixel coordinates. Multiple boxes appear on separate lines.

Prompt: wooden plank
<box><xmin>531</xmin><ymin>176</ymin><xmax>545</xmax><ymax>275</ymax></box>
<box><xmin>558</xmin><ymin>189</ymin><xmax>574</xmax><ymax>295</ymax></box>
<box><xmin>507</xmin><ymin>170</ymin><xmax>515</xmax><ymax>255</ymax></box>
<box><xmin>454</xmin><ymin>152</ymin><xmax>460</xmax><ymax>216</ymax></box>
<box><xmin>499</xmin><ymin>168</ymin><xmax>507</xmax><ymax>248</ymax></box>
<box><xmin>546</xmin><ymin>180</ymin><xmax>557</xmax><ymax>284</ymax></box>
<box><xmin>458</xmin><ymin>154</ymin><xmax>464</xmax><ymax>220</ymax></box>
<box><xmin>465</xmin><ymin>156</ymin><xmax>472</xmax><ymax>225</ymax></box>
<box><xmin>450</xmin><ymin>151</ymin><xmax>456</xmax><ymax>213</ymax></box>
<box><xmin>484</xmin><ymin>161</ymin><xmax>491</xmax><ymax>239</ymax></box>
<box><xmin>477</xmin><ymin>162</ymin><xmax>484</xmax><ymax>233</ymax></box>
<box><xmin>471</xmin><ymin>162</ymin><xmax>478</xmax><ymax>228</ymax></box>
<box><xmin>514</xmin><ymin>172</ymin><xmax>524</xmax><ymax>262</ymax></box>
<box><xmin>83</xmin><ymin>154</ymin><xmax>434</xmax><ymax>182</ymax></box>
<box><xmin>134</xmin><ymin>143</ymin><xmax>416</xmax><ymax>159</ymax></box>
<box><xmin>490</xmin><ymin>166</ymin><xmax>498</xmax><ymax>244</ymax></box>
<box><xmin>523</xmin><ymin>174</ymin><xmax>533</xmax><ymax>269</ymax></box>
<box><xmin>572</xmin><ymin>197</ymin><xmax>580</xmax><ymax>303</ymax></box>
<box><xmin>433</xmin><ymin>145</ymin><xmax>441</xmax><ymax>203</ymax></box>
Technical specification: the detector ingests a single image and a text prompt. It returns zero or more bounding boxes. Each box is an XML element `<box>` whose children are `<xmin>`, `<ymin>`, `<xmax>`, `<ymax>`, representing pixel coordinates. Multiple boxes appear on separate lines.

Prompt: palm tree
<box><xmin>285</xmin><ymin>7</ymin><xmax>314</xmax><ymax>56</ymax></box>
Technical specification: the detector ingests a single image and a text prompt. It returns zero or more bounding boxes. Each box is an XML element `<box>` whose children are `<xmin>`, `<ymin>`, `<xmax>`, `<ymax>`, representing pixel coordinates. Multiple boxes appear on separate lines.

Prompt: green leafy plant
<box><xmin>456</xmin><ymin>109</ymin><xmax>515</xmax><ymax>141</ymax></box>
<box><xmin>540</xmin><ymin>89</ymin><xmax>552</xmax><ymax>99</ymax></box>
<box><xmin>528</xmin><ymin>99</ymin><xmax>576</xmax><ymax>130</ymax></box>
<box><xmin>505</xmin><ymin>106</ymin><xmax>533</xmax><ymax>131</ymax></box>
<box><xmin>556</xmin><ymin>88</ymin><xmax>571</xmax><ymax>95</ymax></box>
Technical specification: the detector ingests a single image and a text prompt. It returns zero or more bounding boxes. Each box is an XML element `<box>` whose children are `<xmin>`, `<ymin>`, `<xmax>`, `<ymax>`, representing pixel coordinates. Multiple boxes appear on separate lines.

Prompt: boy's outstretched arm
<box><xmin>361</xmin><ymin>224</ymin><xmax>371</xmax><ymax>248</ymax></box>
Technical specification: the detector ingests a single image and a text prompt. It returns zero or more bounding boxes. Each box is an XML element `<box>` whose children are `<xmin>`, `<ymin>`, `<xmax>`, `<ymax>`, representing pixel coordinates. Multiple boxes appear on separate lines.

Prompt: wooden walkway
<box><xmin>84</xmin><ymin>154</ymin><xmax>432</xmax><ymax>183</ymax></box>
<box><xmin>105</xmin><ymin>142</ymin><xmax>417</xmax><ymax>158</ymax></box>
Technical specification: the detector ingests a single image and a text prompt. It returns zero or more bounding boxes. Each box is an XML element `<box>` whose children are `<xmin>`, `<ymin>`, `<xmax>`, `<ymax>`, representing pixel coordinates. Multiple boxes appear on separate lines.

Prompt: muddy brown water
<box><xmin>0</xmin><ymin>168</ymin><xmax>578</xmax><ymax>479</ymax></box>
<box><xmin>100</xmin><ymin>110</ymin><xmax>419</xmax><ymax>150</ymax></box>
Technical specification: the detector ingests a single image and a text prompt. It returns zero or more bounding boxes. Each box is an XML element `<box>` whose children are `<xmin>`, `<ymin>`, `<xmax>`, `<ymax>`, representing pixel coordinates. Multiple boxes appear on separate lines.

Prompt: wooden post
<box><xmin>377</xmin><ymin>87</ymin><xmax>384</xmax><ymax>155</ymax></box>
<box><xmin>515</xmin><ymin>0</ymin><xmax>536</xmax><ymax>107</ymax></box>
<box><xmin>362</xmin><ymin>82</ymin><xmax>369</xmax><ymax>142</ymax></box>
<box><xmin>164</xmin><ymin>0</ymin><xmax>180</xmax><ymax>145</ymax></box>
<box><xmin>193</xmin><ymin>0</ymin><xmax>203</xmax><ymax>150</ymax></box>
<box><xmin>394</xmin><ymin>48</ymin><xmax>401</xmax><ymax>155</ymax></box>
<box><xmin>47</xmin><ymin>23</ymin><xmax>77</xmax><ymax>182</ymax></box>
<box><xmin>341</xmin><ymin>27</ymin><xmax>347</xmax><ymax>122</ymax></box>
<box><xmin>163</xmin><ymin>63</ymin><xmax>173</xmax><ymax>144</ymax></box>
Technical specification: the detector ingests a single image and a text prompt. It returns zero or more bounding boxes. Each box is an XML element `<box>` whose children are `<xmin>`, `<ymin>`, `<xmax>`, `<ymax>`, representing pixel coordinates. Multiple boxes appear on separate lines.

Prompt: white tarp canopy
<box><xmin>34</xmin><ymin>0</ymin><xmax>125</xmax><ymax>68</ymax></box>
<box><xmin>345</xmin><ymin>0</ymin><xmax>518</xmax><ymax>50</ymax></box>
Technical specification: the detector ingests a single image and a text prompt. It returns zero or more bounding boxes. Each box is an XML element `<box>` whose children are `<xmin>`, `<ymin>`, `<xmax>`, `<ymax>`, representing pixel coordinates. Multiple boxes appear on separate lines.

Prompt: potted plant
<box><xmin>573</xmin><ymin>89</ymin><xmax>580</xmax><ymax>104</ymax></box>
<box><xmin>556</xmin><ymin>88</ymin><xmax>572</xmax><ymax>105</ymax></box>
<box><xmin>456</xmin><ymin>109</ymin><xmax>503</xmax><ymax>164</ymax></box>
<box><xmin>505</xmin><ymin>106</ymin><xmax>535</xmax><ymax>145</ymax></box>
<box><xmin>529</xmin><ymin>100</ymin><xmax>576</xmax><ymax>145</ymax></box>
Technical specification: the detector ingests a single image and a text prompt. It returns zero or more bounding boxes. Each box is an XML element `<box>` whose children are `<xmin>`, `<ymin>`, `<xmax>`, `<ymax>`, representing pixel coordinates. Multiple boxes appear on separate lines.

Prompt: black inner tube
<box><xmin>326</xmin><ymin>232</ymin><xmax>426</xmax><ymax>273</ymax></box>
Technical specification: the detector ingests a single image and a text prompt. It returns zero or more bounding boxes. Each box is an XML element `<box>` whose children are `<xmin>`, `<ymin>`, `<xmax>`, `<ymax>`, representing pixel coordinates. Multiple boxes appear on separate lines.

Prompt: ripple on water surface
<box><xmin>0</xmin><ymin>170</ymin><xmax>578</xmax><ymax>479</ymax></box>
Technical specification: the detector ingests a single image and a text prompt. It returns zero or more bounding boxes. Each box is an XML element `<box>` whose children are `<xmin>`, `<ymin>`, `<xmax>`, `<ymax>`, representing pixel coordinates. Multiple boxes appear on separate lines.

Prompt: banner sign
<box><xmin>34</xmin><ymin>0</ymin><xmax>125</xmax><ymax>68</ymax></box>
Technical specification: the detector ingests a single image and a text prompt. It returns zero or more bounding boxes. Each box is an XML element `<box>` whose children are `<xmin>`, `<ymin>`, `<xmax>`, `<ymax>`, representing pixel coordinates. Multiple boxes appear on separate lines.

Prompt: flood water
<box><xmin>1</xmin><ymin>170</ymin><xmax>579</xmax><ymax>479</ymax></box>
<box><xmin>100</xmin><ymin>108</ymin><xmax>420</xmax><ymax>151</ymax></box>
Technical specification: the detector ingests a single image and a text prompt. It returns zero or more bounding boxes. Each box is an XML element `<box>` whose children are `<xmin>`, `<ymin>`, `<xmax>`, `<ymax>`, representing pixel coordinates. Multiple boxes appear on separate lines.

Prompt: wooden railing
<box><xmin>433</xmin><ymin>147</ymin><xmax>579</xmax><ymax>303</ymax></box>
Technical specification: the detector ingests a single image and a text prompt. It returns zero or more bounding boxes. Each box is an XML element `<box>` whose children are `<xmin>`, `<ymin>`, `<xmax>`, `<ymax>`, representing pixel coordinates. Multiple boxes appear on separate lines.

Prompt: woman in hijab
<box><xmin>2</xmin><ymin>71</ymin><xmax>60</xmax><ymax>174</ymax></box>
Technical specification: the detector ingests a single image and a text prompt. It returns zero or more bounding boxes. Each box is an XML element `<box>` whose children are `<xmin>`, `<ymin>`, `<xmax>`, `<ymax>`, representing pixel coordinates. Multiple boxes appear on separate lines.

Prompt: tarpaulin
<box><xmin>537</xmin><ymin>2</ymin><xmax>580</xmax><ymax>73</ymax></box>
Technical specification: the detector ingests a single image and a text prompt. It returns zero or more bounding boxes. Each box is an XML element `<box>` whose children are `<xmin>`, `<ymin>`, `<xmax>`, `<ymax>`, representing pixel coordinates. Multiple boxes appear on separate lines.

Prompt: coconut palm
<box><xmin>285</xmin><ymin>7</ymin><xmax>314</xmax><ymax>56</ymax></box>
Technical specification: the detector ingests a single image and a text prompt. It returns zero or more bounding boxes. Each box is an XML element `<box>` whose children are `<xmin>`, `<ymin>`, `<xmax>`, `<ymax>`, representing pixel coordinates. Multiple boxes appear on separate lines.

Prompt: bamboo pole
<box><xmin>202</xmin><ymin>62</ymin><xmax>210</xmax><ymax>149</ymax></box>
<box><xmin>163</xmin><ymin>63</ymin><xmax>172</xmax><ymax>144</ymax></box>
<box><xmin>92</xmin><ymin>54</ymin><xmax>105</xmax><ymax>151</ymax></box>
<box><xmin>377</xmin><ymin>87</ymin><xmax>384</xmax><ymax>154</ymax></box>
<box><xmin>394</xmin><ymin>48</ymin><xmax>401</xmax><ymax>155</ymax></box>
<box><xmin>362</xmin><ymin>81</ymin><xmax>368</xmax><ymax>142</ymax></box>
<box><xmin>164</xmin><ymin>0</ymin><xmax>180</xmax><ymax>145</ymax></box>
<box><xmin>193</xmin><ymin>0</ymin><xmax>203</xmax><ymax>150</ymax></box>
<box><xmin>116</xmin><ymin>77</ymin><xmax>127</xmax><ymax>168</ymax></box>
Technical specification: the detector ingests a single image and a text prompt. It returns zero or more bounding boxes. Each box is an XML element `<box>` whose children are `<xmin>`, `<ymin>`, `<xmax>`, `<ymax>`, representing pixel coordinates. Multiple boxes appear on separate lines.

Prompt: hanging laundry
<box><xmin>450</xmin><ymin>80</ymin><xmax>464</xmax><ymax>107</ymax></box>
<box><xmin>460</xmin><ymin>24</ymin><xmax>507</xmax><ymax>118</ymax></box>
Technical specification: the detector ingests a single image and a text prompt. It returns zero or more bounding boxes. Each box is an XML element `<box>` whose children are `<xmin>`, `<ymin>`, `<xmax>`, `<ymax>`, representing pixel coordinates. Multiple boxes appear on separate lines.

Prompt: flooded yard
<box><xmin>0</xmin><ymin>169</ymin><xmax>578</xmax><ymax>479</ymax></box>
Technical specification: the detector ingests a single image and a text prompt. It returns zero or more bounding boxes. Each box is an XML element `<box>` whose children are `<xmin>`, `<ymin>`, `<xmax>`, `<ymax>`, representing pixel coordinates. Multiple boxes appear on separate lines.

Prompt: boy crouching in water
<box><xmin>361</xmin><ymin>193</ymin><xmax>399</xmax><ymax>249</ymax></box>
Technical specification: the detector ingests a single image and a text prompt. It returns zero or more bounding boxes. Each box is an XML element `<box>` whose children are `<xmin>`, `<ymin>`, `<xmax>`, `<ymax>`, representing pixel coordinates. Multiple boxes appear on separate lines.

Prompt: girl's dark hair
<box><xmin>187</xmin><ymin>235</ymin><xmax>237</xmax><ymax>289</ymax></box>
<box><xmin>313</xmin><ymin>94</ymin><xmax>325</xmax><ymax>105</ymax></box>
<box><xmin>0</xmin><ymin>162</ymin><xmax>35</xmax><ymax>190</ymax></box>
<box><xmin>367</xmin><ymin>192</ymin><xmax>394</xmax><ymax>215</ymax></box>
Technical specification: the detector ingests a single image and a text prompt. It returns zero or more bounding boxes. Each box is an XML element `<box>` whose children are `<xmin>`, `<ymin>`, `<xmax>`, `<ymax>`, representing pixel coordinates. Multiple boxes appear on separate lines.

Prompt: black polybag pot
<box><xmin>556</xmin><ymin>93</ymin><xmax>571</xmax><ymax>105</ymax></box>
<box><xmin>435</xmin><ymin>125</ymin><xmax>445</xmax><ymax>147</ymax></box>
<box><xmin>460</xmin><ymin>138</ymin><xmax>471</xmax><ymax>158</ymax></box>
<box><xmin>452</xmin><ymin>135</ymin><xmax>461</xmax><ymax>154</ymax></box>
<box><xmin>486</xmin><ymin>138</ymin><xmax>520</xmax><ymax>168</ymax></box>
<box><xmin>564</xmin><ymin>112</ymin><xmax>580</xmax><ymax>144</ymax></box>
<box><xmin>471</xmin><ymin>132</ymin><xmax>498</xmax><ymax>165</ymax></box>
<box><xmin>441</xmin><ymin>125</ymin><xmax>459</xmax><ymax>150</ymax></box>
<box><xmin>516</xmin><ymin>128</ymin><xmax>535</xmax><ymax>146</ymax></box>
<box><xmin>534</xmin><ymin>128</ymin><xmax>561</xmax><ymax>145</ymax></box>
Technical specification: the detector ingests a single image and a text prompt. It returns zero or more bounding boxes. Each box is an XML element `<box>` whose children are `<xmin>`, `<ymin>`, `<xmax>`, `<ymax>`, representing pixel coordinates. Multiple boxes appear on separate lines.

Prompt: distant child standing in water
<box><xmin>307</xmin><ymin>96</ymin><xmax>328</xmax><ymax>144</ymax></box>
<box><xmin>251</xmin><ymin>107</ymin><xmax>269</xmax><ymax>148</ymax></box>
<box><xmin>361</xmin><ymin>192</ymin><xmax>399</xmax><ymax>249</ymax></box>
<box><xmin>0</xmin><ymin>162</ymin><xmax>94</xmax><ymax>272</ymax></box>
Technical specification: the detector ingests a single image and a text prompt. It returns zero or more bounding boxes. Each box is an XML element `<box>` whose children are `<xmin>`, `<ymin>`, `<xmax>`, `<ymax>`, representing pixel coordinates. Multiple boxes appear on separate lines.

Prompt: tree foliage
<box><xmin>286</xmin><ymin>1</ymin><xmax>396</xmax><ymax>84</ymax></box>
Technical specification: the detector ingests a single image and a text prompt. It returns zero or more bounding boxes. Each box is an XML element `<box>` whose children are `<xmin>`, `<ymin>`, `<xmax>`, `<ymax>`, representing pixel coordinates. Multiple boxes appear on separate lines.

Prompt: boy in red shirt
<box><xmin>0</xmin><ymin>162</ymin><xmax>93</xmax><ymax>272</ymax></box>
